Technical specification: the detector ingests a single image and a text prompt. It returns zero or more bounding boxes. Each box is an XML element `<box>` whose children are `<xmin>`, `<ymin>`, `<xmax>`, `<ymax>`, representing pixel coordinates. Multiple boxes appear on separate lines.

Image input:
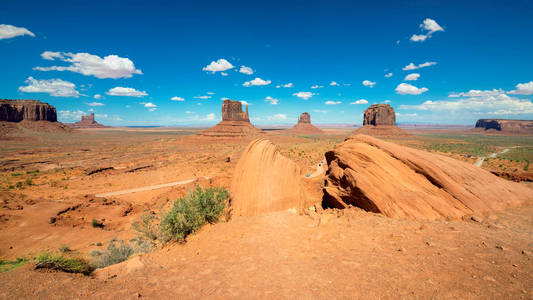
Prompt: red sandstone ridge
<box><xmin>231</xmin><ymin>139</ymin><xmax>306</xmax><ymax>216</ymax></box>
<box><xmin>70</xmin><ymin>113</ymin><xmax>106</xmax><ymax>128</ymax></box>
<box><xmin>353</xmin><ymin>104</ymin><xmax>409</xmax><ymax>136</ymax></box>
<box><xmin>200</xmin><ymin>99</ymin><xmax>262</xmax><ymax>138</ymax></box>
<box><xmin>322</xmin><ymin>134</ymin><xmax>532</xmax><ymax>220</ymax></box>
<box><xmin>0</xmin><ymin>99</ymin><xmax>57</xmax><ymax>122</ymax></box>
<box><xmin>474</xmin><ymin>119</ymin><xmax>533</xmax><ymax>135</ymax></box>
<box><xmin>290</xmin><ymin>112</ymin><xmax>323</xmax><ymax>134</ymax></box>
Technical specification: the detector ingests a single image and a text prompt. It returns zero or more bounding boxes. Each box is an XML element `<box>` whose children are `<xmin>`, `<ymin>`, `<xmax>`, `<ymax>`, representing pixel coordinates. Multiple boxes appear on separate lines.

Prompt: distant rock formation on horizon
<box><xmin>475</xmin><ymin>119</ymin><xmax>533</xmax><ymax>135</ymax></box>
<box><xmin>0</xmin><ymin>99</ymin><xmax>57</xmax><ymax>122</ymax></box>
<box><xmin>290</xmin><ymin>112</ymin><xmax>323</xmax><ymax>134</ymax></box>
<box><xmin>354</xmin><ymin>104</ymin><xmax>408</xmax><ymax>136</ymax></box>
<box><xmin>71</xmin><ymin>113</ymin><xmax>106</xmax><ymax>128</ymax></box>
<box><xmin>200</xmin><ymin>99</ymin><xmax>262</xmax><ymax>138</ymax></box>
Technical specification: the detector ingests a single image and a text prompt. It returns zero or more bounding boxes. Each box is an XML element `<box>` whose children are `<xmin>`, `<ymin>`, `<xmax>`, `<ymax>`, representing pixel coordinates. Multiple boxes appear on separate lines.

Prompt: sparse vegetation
<box><xmin>0</xmin><ymin>258</ymin><xmax>27</xmax><ymax>273</ymax></box>
<box><xmin>34</xmin><ymin>252</ymin><xmax>93</xmax><ymax>275</ymax></box>
<box><xmin>91</xmin><ymin>238</ymin><xmax>150</xmax><ymax>268</ymax></box>
<box><xmin>58</xmin><ymin>245</ymin><xmax>72</xmax><ymax>253</ymax></box>
<box><xmin>91</xmin><ymin>218</ymin><xmax>105</xmax><ymax>228</ymax></box>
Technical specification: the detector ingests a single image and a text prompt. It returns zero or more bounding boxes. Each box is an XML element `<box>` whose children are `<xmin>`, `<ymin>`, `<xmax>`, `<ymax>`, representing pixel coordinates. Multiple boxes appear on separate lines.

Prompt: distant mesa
<box><xmin>290</xmin><ymin>112</ymin><xmax>323</xmax><ymax>134</ymax></box>
<box><xmin>71</xmin><ymin>113</ymin><xmax>106</xmax><ymax>128</ymax></box>
<box><xmin>0</xmin><ymin>99</ymin><xmax>57</xmax><ymax>122</ymax></box>
<box><xmin>353</xmin><ymin>104</ymin><xmax>408</xmax><ymax>136</ymax></box>
<box><xmin>322</xmin><ymin>134</ymin><xmax>531</xmax><ymax>220</ymax></box>
<box><xmin>475</xmin><ymin>119</ymin><xmax>533</xmax><ymax>135</ymax></box>
<box><xmin>200</xmin><ymin>99</ymin><xmax>262</xmax><ymax>138</ymax></box>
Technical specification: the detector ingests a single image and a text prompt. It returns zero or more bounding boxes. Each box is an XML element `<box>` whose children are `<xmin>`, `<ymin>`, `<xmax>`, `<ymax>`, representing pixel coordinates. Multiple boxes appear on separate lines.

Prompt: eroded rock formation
<box><xmin>322</xmin><ymin>134</ymin><xmax>531</xmax><ymax>219</ymax></box>
<box><xmin>71</xmin><ymin>113</ymin><xmax>106</xmax><ymax>128</ymax></box>
<box><xmin>354</xmin><ymin>104</ymin><xmax>408</xmax><ymax>136</ymax></box>
<box><xmin>201</xmin><ymin>99</ymin><xmax>261</xmax><ymax>138</ymax></box>
<box><xmin>231</xmin><ymin>139</ymin><xmax>306</xmax><ymax>216</ymax></box>
<box><xmin>0</xmin><ymin>99</ymin><xmax>57</xmax><ymax>122</ymax></box>
<box><xmin>291</xmin><ymin>112</ymin><xmax>323</xmax><ymax>134</ymax></box>
<box><xmin>475</xmin><ymin>119</ymin><xmax>533</xmax><ymax>134</ymax></box>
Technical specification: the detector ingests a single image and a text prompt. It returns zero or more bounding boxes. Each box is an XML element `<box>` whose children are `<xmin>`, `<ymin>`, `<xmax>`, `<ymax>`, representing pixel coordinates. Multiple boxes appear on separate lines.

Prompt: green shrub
<box><xmin>10</xmin><ymin>173</ymin><xmax>21</xmax><ymax>177</ymax></box>
<box><xmin>34</xmin><ymin>253</ymin><xmax>92</xmax><ymax>275</ymax></box>
<box><xmin>25</xmin><ymin>178</ymin><xmax>33</xmax><ymax>186</ymax></box>
<box><xmin>132</xmin><ymin>213</ymin><xmax>161</xmax><ymax>243</ymax></box>
<box><xmin>91</xmin><ymin>239</ymin><xmax>149</xmax><ymax>269</ymax></box>
<box><xmin>0</xmin><ymin>258</ymin><xmax>27</xmax><ymax>273</ymax></box>
<box><xmin>58</xmin><ymin>245</ymin><xmax>71</xmax><ymax>253</ymax></box>
<box><xmin>91</xmin><ymin>218</ymin><xmax>104</xmax><ymax>228</ymax></box>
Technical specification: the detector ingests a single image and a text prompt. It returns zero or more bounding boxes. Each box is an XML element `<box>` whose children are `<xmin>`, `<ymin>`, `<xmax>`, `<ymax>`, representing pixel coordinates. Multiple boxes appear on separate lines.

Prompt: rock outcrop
<box><xmin>201</xmin><ymin>99</ymin><xmax>262</xmax><ymax>138</ymax></box>
<box><xmin>354</xmin><ymin>104</ymin><xmax>408</xmax><ymax>136</ymax></box>
<box><xmin>71</xmin><ymin>113</ymin><xmax>106</xmax><ymax>128</ymax></box>
<box><xmin>231</xmin><ymin>139</ymin><xmax>306</xmax><ymax>216</ymax></box>
<box><xmin>0</xmin><ymin>99</ymin><xmax>57</xmax><ymax>122</ymax></box>
<box><xmin>322</xmin><ymin>134</ymin><xmax>531</xmax><ymax>220</ymax></box>
<box><xmin>290</xmin><ymin>112</ymin><xmax>323</xmax><ymax>134</ymax></box>
<box><xmin>475</xmin><ymin>119</ymin><xmax>533</xmax><ymax>135</ymax></box>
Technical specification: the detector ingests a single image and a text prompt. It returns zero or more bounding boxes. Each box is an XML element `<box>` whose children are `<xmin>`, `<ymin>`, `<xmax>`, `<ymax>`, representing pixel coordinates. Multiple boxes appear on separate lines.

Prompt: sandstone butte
<box><xmin>0</xmin><ymin>99</ymin><xmax>57</xmax><ymax>122</ymax></box>
<box><xmin>231</xmin><ymin>139</ymin><xmax>306</xmax><ymax>216</ymax></box>
<box><xmin>475</xmin><ymin>118</ymin><xmax>533</xmax><ymax>135</ymax></box>
<box><xmin>290</xmin><ymin>112</ymin><xmax>323</xmax><ymax>134</ymax></box>
<box><xmin>200</xmin><ymin>99</ymin><xmax>262</xmax><ymax>138</ymax></box>
<box><xmin>323</xmin><ymin>134</ymin><xmax>532</xmax><ymax>220</ymax></box>
<box><xmin>71</xmin><ymin>113</ymin><xmax>106</xmax><ymax>128</ymax></box>
<box><xmin>353</xmin><ymin>103</ymin><xmax>409</xmax><ymax>136</ymax></box>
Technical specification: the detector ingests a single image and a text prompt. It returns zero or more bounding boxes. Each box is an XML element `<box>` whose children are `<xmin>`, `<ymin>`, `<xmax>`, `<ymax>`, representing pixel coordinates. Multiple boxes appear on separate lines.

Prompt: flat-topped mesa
<box><xmin>363</xmin><ymin>104</ymin><xmax>395</xmax><ymax>126</ymax></box>
<box><xmin>298</xmin><ymin>112</ymin><xmax>311</xmax><ymax>124</ymax></box>
<box><xmin>71</xmin><ymin>113</ymin><xmax>106</xmax><ymax>128</ymax></box>
<box><xmin>0</xmin><ymin>99</ymin><xmax>57</xmax><ymax>122</ymax></box>
<box><xmin>291</xmin><ymin>112</ymin><xmax>323</xmax><ymax>134</ymax></box>
<box><xmin>222</xmin><ymin>99</ymin><xmax>250</xmax><ymax>122</ymax></box>
<box><xmin>475</xmin><ymin>119</ymin><xmax>533</xmax><ymax>134</ymax></box>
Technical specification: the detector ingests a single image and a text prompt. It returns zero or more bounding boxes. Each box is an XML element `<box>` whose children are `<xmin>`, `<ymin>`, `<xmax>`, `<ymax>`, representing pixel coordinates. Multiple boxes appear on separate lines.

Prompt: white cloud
<box><xmin>402</xmin><ymin>61</ymin><xmax>437</xmax><ymax>71</ymax></box>
<box><xmin>509</xmin><ymin>81</ymin><xmax>533</xmax><ymax>95</ymax></box>
<box><xmin>385</xmin><ymin>73</ymin><xmax>393</xmax><ymax>78</ymax></box>
<box><xmin>203</xmin><ymin>113</ymin><xmax>216</xmax><ymax>121</ymax></box>
<box><xmin>311</xmin><ymin>85</ymin><xmax>323</xmax><ymax>89</ymax></box>
<box><xmin>106</xmin><ymin>87</ymin><xmax>147</xmax><ymax>97</ymax></box>
<box><xmin>410</xmin><ymin>34</ymin><xmax>427</xmax><ymax>42</ymax></box>
<box><xmin>142</xmin><ymin>102</ymin><xmax>157</xmax><ymax>108</ymax></box>
<box><xmin>325</xmin><ymin>101</ymin><xmax>341</xmax><ymax>105</ymax></box>
<box><xmin>276</xmin><ymin>82</ymin><xmax>293</xmax><ymax>88</ymax></box>
<box><xmin>330</xmin><ymin>81</ymin><xmax>339</xmax><ymax>86</ymax></box>
<box><xmin>94</xmin><ymin>94</ymin><xmax>102</xmax><ymax>99</ymax></box>
<box><xmin>267</xmin><ymin>114</ymin><xmax>288</xmax><ymax>121</ymax></box>
<box><xmin>243</xmin><ymin>77</ymin><xmax>271</xmax><ymax>86</ymax></box>
<box><xmin>449</xmin><ymin>89</ymin><xmax>505</xmax><ymax>98</ymax></box>
<box><xmin>194</xmin><ymin>95</ymin><xmax>211</xmax><ymax>99</ymax></box>
<box><xmin>362</xmin><ymin>80</ymin><xmax>376</xmax><ymax>88</ymax></box>
<box><xmin>384</xmin><ymin>100</ymin><xmax>391</xmax><ymax>103</ymax></box>
<box><xmin>148</xmin><ymin>108</ymin><xmax>157</xmax><ymax>112</ymax></box>
<box><xmin>34</xmin><ymin>52</ymin><xmax>143</xmax><ymax>79</ymax></box>
<box><xmin>185</xmin><ymin>110</ymin><xmax>194</xmax><ymax>114</ymax></box>
<box><xmin>404</xmin><ymin>73</ymin><xmax>420</xmax><ymax>81</ymax></box>
<box><xmin>0</xmin><ymin>24</ymin><xmax>35</xmax><ymax>40</ymax></box>
<box><xmin>171</xmin><ymin>96</ymin><xmax>185</xmax><ymax>101</ymax></box>
<box><xmin>239</xmin><ymin>100</ymin><xmax>251</xmax><ymax>106</ymax></box>
<box><xmin>265</xmin><ymin>96</ymin><xmax>279</xmax><ymax>105</ymax></box>
<box><xmin>202</xmin><ymin>58</ymin><xmax>234</xmax><ymax>73</ymax></box>
<box><xmin>58</xmin><ymin>110</ymin><xmax>86</xmax><ymax>122</ymax></box>
<box><xmin>239</xmin><ymin>65</ymin><xmax>254</xmax><ymax>75</ymax></box>
<box><xmin>396</xmin><ymin>83</ymin><xmax>428</xmax><ymax>95</ymax></box>
<box><xmin>410</xmin><ymin>18</ymin><xmax>444</xmax><ymax>42</ymax></box>
<box><xmin>207</xmin><ymin>92</ymin><xmax>215</xmax><ymax>95</ymax></box>
<box><xmin>350</xmin><ymin>99</ymin><xmax>368</xmax><ymax>104</ymax></box>
<box><xmin>189</xmin><ymin>113</ymin><xmax>217</xmax><ymax>121</ymax></box>
<box><xmin>18</xmin><ymin>76</ymin><xmax>80</xmax><ymax>97</ymax></box>
<box><xmin>86</xmin><ymin>102</ymin><xmax>104</xmax><ymax>106</ymax></box>
<box><xmin>221</xmin><ymin>72</ymin><xmax>228</xmax><ymax>76</ymax></box>
<box><xmin>293</xmin><ymin>91</ymin><xmax>315</xmax><ymax>100</ymax></box>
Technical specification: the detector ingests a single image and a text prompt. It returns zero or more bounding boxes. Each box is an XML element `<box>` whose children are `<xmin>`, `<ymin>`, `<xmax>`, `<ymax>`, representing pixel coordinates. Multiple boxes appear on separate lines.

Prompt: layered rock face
<box><xmin>0</xmin><ymin>99</ymin><xmax>57</xmax><ymax>122</ymax></box>
<box><xmin>201</xmin><ymin>99</ymin><xmax>261</xmax><ymax>138</ymax></box>
<box><xmin>71</xmin><ymin>113</ymin><xmax>105</xmax><ymax>128</ymax></box>
<box><xmin>231</xmin><ymin>139</ymin><xmax>306</xmax><ymax>216</ymax></box>
<box><xmin>291</xmin><ymin>112</ymin><xmax>323</xmax><ymax>134</ymax></box>
<box><xmin>363</xmin><ymin>104</ymin><xmax>395</xmax><ymax>126</ymax></box>
<box><xmin>475</xmin><ymin>119</ymin><xmax>533</xmax><ymax>134</ymax></box>
<box><xmin>322</xmin><ymin>134</ymin><xmax>531</xmax><ymax>220</ymax></box>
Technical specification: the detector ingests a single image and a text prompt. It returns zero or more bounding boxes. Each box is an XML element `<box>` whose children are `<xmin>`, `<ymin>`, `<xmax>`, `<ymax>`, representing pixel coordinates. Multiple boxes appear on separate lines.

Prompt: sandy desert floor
<box><xmin>0</xmin><ymin>126</ymin><xmax>532</xmax><ymax>299</ymax></box>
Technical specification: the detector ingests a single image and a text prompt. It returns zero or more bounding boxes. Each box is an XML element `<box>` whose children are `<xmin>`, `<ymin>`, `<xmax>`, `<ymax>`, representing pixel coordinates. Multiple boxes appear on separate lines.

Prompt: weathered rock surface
<box><xmin>363</xmin><ymin>104</ymin><xmax>395</xmax><ymax>126</ymax></box>
<box><xmin>0</xmin><ymin>99</ymin><xmax>57</xmax><ymax>122</ymax></box>
<box><xmin>475</xmin><ymin>119</ymin><xmax>533</xmax><ymax>134</ymax></box>
<box><xmin>201</xmin><ymin>99</ymin><xmax>262</xmax><ymax>138</ymax></box>
<box><xmin>71</xmin><ymin>113</ymin><xmax>106</xmax><ymax>128</ymax></box>
<box><xmin>231</xmin><ymin>139</ymin><xmax>306</xmax><ymax>216</ymax></box>
<box><xmin>291</xmin><ymin>112</ymin><xmax>323</xmax><ymax>134</ymax></box>
<box><xmin>323</xmin><ymin>134</ymin><xmax>531</xmax><ymax>219</ymax></box>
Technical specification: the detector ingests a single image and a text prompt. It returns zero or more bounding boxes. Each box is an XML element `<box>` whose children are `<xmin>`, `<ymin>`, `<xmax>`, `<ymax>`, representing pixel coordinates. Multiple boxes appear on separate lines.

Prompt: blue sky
<box><xmin>1</xmin><ymin>0</ymin><xmax>532</xmax><ymax>126</ymax></box>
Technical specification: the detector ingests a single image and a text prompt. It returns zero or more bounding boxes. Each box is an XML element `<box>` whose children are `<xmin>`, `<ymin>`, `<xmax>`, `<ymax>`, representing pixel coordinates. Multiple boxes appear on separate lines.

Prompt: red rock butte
<box><xmin>200</xmin><ymin>99</ymin><xmax>262</xmax><ymax>138</ymax></box>
<box><xmin>0</xmin><ymin>99</ymin><xmax>57</xmax><ymax>122</ymax></box>
<box><xmin>71</xmin><ymin>113</ymin><xmax>106</xmax><ymax>128</ymax></box>
<box><xmin>353</xmin><ymin>104</ymin><xmax>408</xmax><ymax>136</ymax></box>
<box><xmin>290</xmin><ymin>112</ymin><xmax>323</xmax><ymax>134</ymax></box>
<box><xmin>475</xmin><ymin>119</ymin><xmax>533</xmax><ymax>135</ymax></box>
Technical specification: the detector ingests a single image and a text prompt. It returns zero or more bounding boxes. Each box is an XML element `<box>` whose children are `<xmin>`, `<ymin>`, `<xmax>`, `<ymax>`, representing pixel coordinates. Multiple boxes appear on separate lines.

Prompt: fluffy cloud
<box><xmin>34</xmin><ymin>52</ymin><xmax>143</xmax><ymax>79</ymax></box>
<box><xmin>410</xmin><ymin>18</ymin><xmax>444</xmax><ymax>42</ymax></box>
<box><xmin>265</xmin><ymin>96</ymin><xmax>279</xmax><ymax>105</ymax></box>
<box><xmin>362</xmin><ymin>80</ymin><xmax>376</xmax><ymax>88</ymax></box>
<box><xmin>402</xmin><ymin>61</ymin><xmax>437</xmax><ymax>71</ymax></box>
<box><xmin>171</xmin><ymin>96</ymin><xmax>185</xmax><ymax>101</ymax></box>
<box><xmin>221</xmin><ymin>72</ymin><xmax>228</xmax><ymax>76</ymax></box>
<box><xmin>350</xmin><ymin>99</ymin><xmax>368</xmax><ymax>104</ymax></box>
<box><xmin>311</xmin><ymin>85</ymin><xmax>323</xmax><ymax>89</ymax></box>
<box><xmin>325</xmin><ymin>101</ymin><xmax>341</xmax><ymax>105</ymax></box>
<box><xmin>203</xmin><ymin>113</ymin><xmax>216</xmax><ymax>121</ymax></box>
<box><xmin>384</xmin><ymin>100</ymin><xmax>391</xmax><ymax>103</ymax></box>
<box><xmin>330</xmin><ymin>81</ymin><xmax>339</xmax><ymax>86</ymax></box>
<box><xmin>243</xmin><ymin>77</ymin><xmax>271</xmax><ymax>86</ymax></box>
<box><xmin>207</xmin><ymin>92</ymin><xmax>215</xmax><ymax>95</ymax></box>
<box><xmin>202</xmin><ymin>58</ymin><xmax>234</xmax><ymax>73</ymax></box>
<box><xmin>267</xmin><ymin>114</ymin><xmax>288</xmax><ymax>121</ymax></box>
<box><xmin>239</xmin><ymin>65</ymin><xmax>254</xmax><ymax>75</ymax></box>
<box><xmin>86</xmin><ymin>102</ymin><xmax>104</xmax><ymax>106</ymax></box>
<box><xmin>18</xmin><ymin>77</ymin><xmax>80</xmax><ymax>97</ymax></box>
<box><xmin>449</xmin><ymin>89</ymin><xmax>505</xmax><ymax>98</ymax></box>
<box><xmin>293</xmin><ymin>91</ymin><xmax>315</xmax><ymax>100</ymax></box>
<box><xmin>404</xmin><ymin>73</ymin><xmax>420</xmax><ymax>81</ymax></box>
<box><xmin>276</xmin><ymin>83</ymin><xmax>293</xmax><ymax>88</ymax></box>
<box><xmin>396</xmin><ymin>83</ymin><xmax>428</xmax><ymax>95</ymax></box>
<box><xmin>142</xmin><ymin>102</ymin><xmax>157</xmax><ymax>108</ymax></box>
<box><xmin>94</xmin><ymin>94</ymin><xmax>102</xmax><ymax>99</ymax></box>
<box><xmin>194</xmin><ymin>95</ymin><xmax>211</xmax><ymax>99</ymax></box>
<box><xmin>106</xmin><ymin>87</ymin><xmax>147</xmax><ymax>97</ymax></box>
<box><xmin>509</xmin><ymin>81</ymin><xmax>533</xmax><ymax>95</ymax></box>
<box><xmin>385</xmin><ymin>73</ymin><xmax>393</xmax><ymax>78</ymax></box>
<box><xmin>0</xmin><ymin>24</ymin><xmax>35</xmax><ymax>40</ymax></box>
<box><xmin>58</xmin><ymin>110</ymin><xmax>86</xmax><ymax>122</ymax></box>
